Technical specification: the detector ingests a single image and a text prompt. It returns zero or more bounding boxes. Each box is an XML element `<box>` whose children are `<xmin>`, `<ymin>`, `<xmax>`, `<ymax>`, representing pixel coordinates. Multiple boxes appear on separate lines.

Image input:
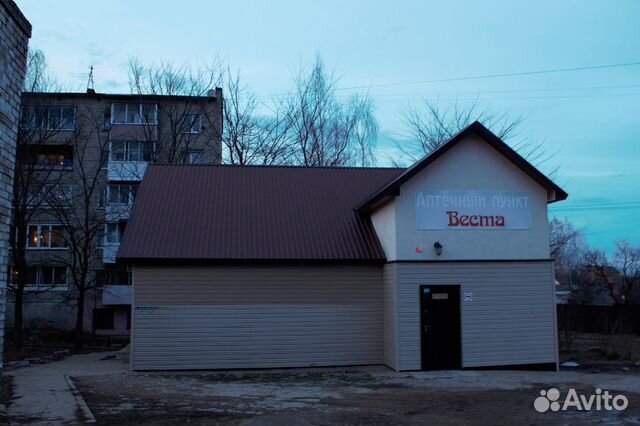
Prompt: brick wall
<box><xmin>0</xmin><ymin>0</ymin><xmax>31</xmax><ymax>368</ymax></box>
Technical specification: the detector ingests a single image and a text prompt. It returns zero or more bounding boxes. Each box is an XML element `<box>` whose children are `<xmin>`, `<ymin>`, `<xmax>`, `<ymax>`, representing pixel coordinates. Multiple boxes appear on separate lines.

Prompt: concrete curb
<box><xmin>63</xmin><ymin>375</ymin><xmax>96</xmax><ymax>424</ymax></box>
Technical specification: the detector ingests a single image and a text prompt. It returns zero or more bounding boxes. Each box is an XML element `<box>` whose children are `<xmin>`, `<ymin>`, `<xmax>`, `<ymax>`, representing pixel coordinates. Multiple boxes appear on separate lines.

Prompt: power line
<box><xmin>335</xmin><ymin>61</ymin><xmax>640</xmax><ymax>92</ymax></box>
<box><xmin>353</xmin><ymin>92</ymin><xmax>640</xmax><ymax>103</ymax></box>
<box><xmin>551</xmin><ymin>201</ymin><xmax>640</xmax><ymax>211</ymax></box>
<box><xmin>338</xmin><ymin>83</ymin><xmax>640</xmax><ymax>99</ymax></box>
<box><xmin>552</xmin><ymin>201</ymin><xmax>640</xmax><ymax>208</ymax></box>
<box><xmin>256</xmin><ymin>61</ymin><xmax>640</xmax><ymax>99</ymax></box>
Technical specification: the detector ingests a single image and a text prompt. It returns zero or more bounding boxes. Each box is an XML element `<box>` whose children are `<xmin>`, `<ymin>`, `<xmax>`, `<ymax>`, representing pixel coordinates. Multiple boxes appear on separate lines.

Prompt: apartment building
<box><xmin>1</xmin><ymin>0</ymin><xmax>31</xmax><ymax>365</ymax></box>
<box><xmin>7</xmin><ymin>89</ymin><xmax>223</xmax><ymax>337</ymax></box>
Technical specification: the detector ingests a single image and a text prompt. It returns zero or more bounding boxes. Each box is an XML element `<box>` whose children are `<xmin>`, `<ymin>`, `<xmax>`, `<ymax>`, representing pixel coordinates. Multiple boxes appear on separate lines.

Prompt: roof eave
<box><xmin>356</xmin><ymin>121</ymin><xmax>568</xmax><ymax>213</ymax></box>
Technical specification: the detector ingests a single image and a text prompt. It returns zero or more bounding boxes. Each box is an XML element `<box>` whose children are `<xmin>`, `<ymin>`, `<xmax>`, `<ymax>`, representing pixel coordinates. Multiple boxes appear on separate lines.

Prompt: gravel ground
<box><xmin>6</xmin><ymin>352</ymin><xmax>640</xmax><ymax>425</ymax></box>
<box><xmin>74</xmin><ymin>367</ymin><xmax>640</xmax><ymax>425</ymax></box>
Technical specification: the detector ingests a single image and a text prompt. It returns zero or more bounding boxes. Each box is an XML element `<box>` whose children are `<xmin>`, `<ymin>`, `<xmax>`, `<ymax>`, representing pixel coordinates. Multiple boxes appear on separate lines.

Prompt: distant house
<box><xmin>7</xmin><ymin>89</ymin><xmax>223</xmax><ymax>336</ymax></box>
<box><xmin>555</xmin><ymin>278</ymin><xmax>574</xmax><ymax>304</ymax></box>
<box><xmin>119</xmin><ymin>122</ymin><xmax>568</xmax><ymax>371</ymax></box>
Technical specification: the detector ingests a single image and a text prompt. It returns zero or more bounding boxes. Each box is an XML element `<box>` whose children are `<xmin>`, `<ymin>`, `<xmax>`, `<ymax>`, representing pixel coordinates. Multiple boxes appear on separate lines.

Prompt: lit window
<box><xmin>26</xmin><ymin>225</ymin><xmax>68</xmax><ymax>249</ymax></box>
<box><xmin>21</xmin><ymin>145</ymin><xmax>73</xmax><ymax>168</ymax></box>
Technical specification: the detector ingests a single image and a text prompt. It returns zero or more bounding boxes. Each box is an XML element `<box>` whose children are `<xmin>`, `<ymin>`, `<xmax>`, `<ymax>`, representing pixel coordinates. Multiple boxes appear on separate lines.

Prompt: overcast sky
<box><xmin>16</xmin><ymin>0</ymin><xmax>640</xmax><ymax>253</ymax></box>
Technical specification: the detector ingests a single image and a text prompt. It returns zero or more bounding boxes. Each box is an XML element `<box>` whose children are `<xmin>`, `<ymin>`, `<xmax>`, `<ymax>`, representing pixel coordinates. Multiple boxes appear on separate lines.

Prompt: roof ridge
<box><xmin>148</xmin><ymin>163</ymin><xmax>407</xmax><ymax>170</ymax></box>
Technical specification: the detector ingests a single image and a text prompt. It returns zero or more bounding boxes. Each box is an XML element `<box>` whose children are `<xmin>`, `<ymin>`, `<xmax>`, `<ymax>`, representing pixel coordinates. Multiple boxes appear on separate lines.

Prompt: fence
<box><xmin>557</xmin><ymin>304</ymin><xmax>640</xmax><ymax>335</ymax></box>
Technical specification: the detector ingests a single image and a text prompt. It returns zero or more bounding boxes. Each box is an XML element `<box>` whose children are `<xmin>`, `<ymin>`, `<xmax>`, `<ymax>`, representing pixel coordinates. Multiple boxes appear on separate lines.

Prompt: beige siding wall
<box><xmin>382</xmin><ymin>263</ymin><xmax>398</xmax><ymax>370</ymax></box>
<box><xmin>394</xmin><ymin>261</ymin><xmax>557</xmax><ymax>370</ymax></box>
<box><xmin>132</xmin><ymin>265</ymin><xmax>383</xmax><ymax>370</ymax></box>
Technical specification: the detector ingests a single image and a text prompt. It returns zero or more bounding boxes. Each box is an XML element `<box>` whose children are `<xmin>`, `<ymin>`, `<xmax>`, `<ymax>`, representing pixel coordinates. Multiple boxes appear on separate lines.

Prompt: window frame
<box><xmin>186</xmin><ymin>150</ymin><xmax>205</xmax><ymax>164</ymax></box>
<box><xmin>28</xmin><ymin>184</ymin><xmax>73</xmax><ymax>206</ymax></box>
<box><xmin>110</xmin><ymin>102</ymin><xmax>157</xmax><ymax>125</ymax></box>
<box><xmin>109</xmin><ymin>141</ymin><xmax>150</xmax><ymax>162</ymax></box>
<box><xmin>26</xmin><ymin>224</ymin><xmax>68</xmax><ymax>250</ymax></box>
<box><xmin>181</xmin><ymin>114</ymin><xmax>202</xmax><ymax>134</ymax></box>
<box><xmin>11</xmin><ymin>265</ymin><xmax>68</xmax><ymax>290</ymax></box>
<box><xmin>104</xmin><ymin>222</ymin><xmax>126</xmax><ymax>245</ymax></box>
<box><xmin>21</xmin><ymin>105</ymin><xmax>76</xmax><ymax>131</ymax></box>
<box><xmin>106</xmin><ymin>184</ymin><xmax>138</xmax><ymax>206</ymax></box>
<box><xmin>21</xmin><ymin>144</ymin><xmax>73</xmax><ymax>170</ymax></box>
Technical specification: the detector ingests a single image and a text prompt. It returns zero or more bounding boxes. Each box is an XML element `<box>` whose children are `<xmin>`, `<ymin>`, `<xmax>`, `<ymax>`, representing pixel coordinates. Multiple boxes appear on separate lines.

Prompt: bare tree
<box><xmin>223</xmin><ymin>69</ymin><xmax>296</xmax><ymax>165</ymax></box>
<box><xmin>397</xmin><ymin>98</ymin><xmax>554</xmax><ymax>173</ymax></box>
<box><xmin>9</xmin><ymin>49</ymin><xmax>68</xmax><ymax>348</ymax></box>
<box><xmin>24</xmin><ymin>48</ymin><xmax>65</xmax><ymax>92</ymax></box>
<box><xmin>549</xmin><ymin>218</ymin><xmax>587</xmax><ymax>260</ymax></box>
<box><xmin>583</xmin><ymin>248</ymin><xmax>624</xmax><ymax>305</ymax></box>
<box><xmin>613</xmin><ymin>240</ymin><xmax>640</xmax><ymax>303</ymax></box>
<box><xmin>287</xmin><ymin>56</ymin><xmax>378</xmax><ymax>167</ymax></box>
<box><xmin>9</xmin><ymin>105</ymin><xmax>70</xmax><ymax>348</ymax></box>
<box><xmin>128</xmin><ymin>58</ymin><xmax>223</xmax><ymax>167</ymax></box>
<box><xmin>46</xmin><ymin>105</ymin><xmax>110</xmax><ymax>349</ymax></box>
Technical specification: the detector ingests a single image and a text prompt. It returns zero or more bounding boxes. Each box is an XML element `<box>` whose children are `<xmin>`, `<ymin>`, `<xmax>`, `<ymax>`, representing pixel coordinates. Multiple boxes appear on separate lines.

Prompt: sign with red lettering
<box><xmin>415</xmin><ymin>190</ymin><xmax>532</xmax><ymax>230</ymax></box>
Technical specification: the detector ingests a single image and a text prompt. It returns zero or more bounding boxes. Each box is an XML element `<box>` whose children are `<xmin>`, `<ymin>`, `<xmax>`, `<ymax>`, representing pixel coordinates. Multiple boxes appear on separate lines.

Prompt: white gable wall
<box><xmin>370</xmin><ymin>200</ymin><xmax>396</xmax><ymax>260</ymax></box>
<box><xmin>372</xmin><ymin>133</ymin><xmax>558</xmax><ymax>371</ymax></box>
<box><xmin>391</xmin><ymin>135</ymin><xmax>550</xmax><ymax>261</ymax></box>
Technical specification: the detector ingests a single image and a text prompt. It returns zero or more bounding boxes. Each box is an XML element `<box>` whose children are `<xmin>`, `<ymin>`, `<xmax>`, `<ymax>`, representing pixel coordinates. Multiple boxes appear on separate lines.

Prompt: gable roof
<box><xmin>356</xmin><ymin>121</ymin><xmax>568</xmax><ymax>214</ymax></box>
<box><xmin>117</xmin><ymin>165</ymin><xmax>404</xmax><ymax>263</ymax></box>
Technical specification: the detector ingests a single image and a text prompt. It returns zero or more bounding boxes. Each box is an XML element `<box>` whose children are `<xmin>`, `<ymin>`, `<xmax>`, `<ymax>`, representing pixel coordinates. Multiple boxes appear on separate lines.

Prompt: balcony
<box><xmin>108</xmin><ymin>161</ymin><xmax>147</xmax><ymax>181</ymax></box>
<box><xmin>106</xmin><ymin>204</ymin><xmax>131</xmax><ymax>221</ymax></box>
<box><xmin>102</xmin><ymin>284</ymin><xmax>132</xmax><ymax>305</ymax></box>
<box><xmin>102</xmin><ymin>244</ymin><xmax>119</xmax><ymax>264</ymax></box>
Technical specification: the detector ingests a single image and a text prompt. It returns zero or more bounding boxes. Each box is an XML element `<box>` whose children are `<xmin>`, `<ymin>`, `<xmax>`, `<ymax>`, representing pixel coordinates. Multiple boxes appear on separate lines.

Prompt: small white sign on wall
<box><xmin>416</xmin><ymin>190</ymin><xmax>532</xmax><ymax>230</ymax></box>
<box><xmin>463</xmin><ymin>292</ymin><xmax>473</xmax><ymax>302</ymax></box>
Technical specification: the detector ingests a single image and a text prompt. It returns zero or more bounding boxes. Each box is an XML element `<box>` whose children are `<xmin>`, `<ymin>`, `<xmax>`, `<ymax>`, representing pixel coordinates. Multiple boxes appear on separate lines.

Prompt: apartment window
<box><xmin>110</xmin><ymin>141</ymin><xmax>150</xmax><ymax>162</ymax></box>
<box><xmin>95</xmin><ymin>266</ymin><xmax>131</xmax><ymax>287</ymax></box>
<box><xmin>47</xmin><ymin>107</ymin><xmax>76</xmax><ymax>130</ymax></box>
<box><xmin>28</xmin><ymin>184</ymin><xmax>72</xmax><ymax>206</ymax></box>
<box><xmin>181</xmin><ymin>114</ymin><xmax>202</xmax><ymax>134</ymax></box>
<box><xmin>27</xmin><ymin>225</ymin><xmax>68</xmax><ymax>249</ymax></box>
<box><xmin>11</xmin><ymin>265</ymin><xmax>67</xmax><ymax>287</ymax></box>
<box><xmin>186</xmin><ymin>151</ymin><xmax>204</xmax><ymax>164</ymax></box>
<box><xmin>111</xmin><ymin>103</ymin><xmax>157</xmax><ymax>125</ymax></box>
<box><xmin>20</xmin><ymin>145</ymin><xmax>73</xmax><ymax>169</ymax></box>
<box><xmin>21</xmin><ymin>106</ymin><xmax>75</xmax><ymax>130</ymax></box>
<box><xmin>99</xmin><ymin>188</ymin><xmax>106</xmax><ymax>208</ymax></box>
<box><xmin>105</xmin><ymin>222</ymin><xmax>127</xmax><ymax>245</ymax></box>
<box><xmin>107</xmin><ymin>184</ymin><xmax>138</xmax><ymax>205</ymax></box>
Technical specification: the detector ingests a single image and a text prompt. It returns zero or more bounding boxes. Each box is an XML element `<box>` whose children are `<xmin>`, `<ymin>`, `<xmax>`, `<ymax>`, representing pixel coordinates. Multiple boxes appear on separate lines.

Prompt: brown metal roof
<box><xmin>117</xmin><ymin>165</ymin><xmax>404</xmax><ymax>263</ymax></box>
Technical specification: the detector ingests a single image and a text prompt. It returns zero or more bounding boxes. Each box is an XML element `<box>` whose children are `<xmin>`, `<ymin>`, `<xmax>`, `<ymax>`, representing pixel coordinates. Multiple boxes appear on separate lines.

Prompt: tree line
<box><xmin>10</xmin><ymin>48</ymin><xmax>630</xmax><ymax>353</ymax></box>
<box><xmin>550</xmin><ymin>218</ymin><xmax>640</xmax><ymax>305</ymax></box>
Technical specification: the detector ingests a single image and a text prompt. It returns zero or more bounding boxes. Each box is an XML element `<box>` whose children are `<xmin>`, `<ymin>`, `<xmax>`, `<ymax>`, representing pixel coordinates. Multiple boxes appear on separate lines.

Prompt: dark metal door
<box><xmin>420</xmin><ymin>285</ymin><xmax>462</xmax><ymax>370</ymax></box>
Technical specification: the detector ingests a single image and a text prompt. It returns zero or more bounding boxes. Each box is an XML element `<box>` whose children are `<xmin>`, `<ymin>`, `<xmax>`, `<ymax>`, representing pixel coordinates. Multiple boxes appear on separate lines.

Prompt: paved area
<box><xmin>6</xmin><ymin>351</ymin><xmax>125</xmax><ymax>425</ymax></box>
<box><xmin>5</xmin><ymin>352</ymin><xmax>640</xmax><ymax>425</ymax></box>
